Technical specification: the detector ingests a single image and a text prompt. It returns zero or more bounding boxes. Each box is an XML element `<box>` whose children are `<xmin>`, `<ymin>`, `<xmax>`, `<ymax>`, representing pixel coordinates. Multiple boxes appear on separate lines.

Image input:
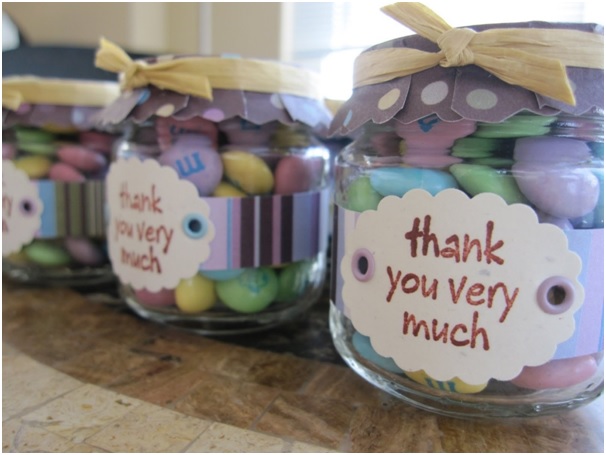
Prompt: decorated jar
<box><xmin>95</xmin><ymin>39</ymin><xmax>332</xmax><ymax>334</ymax></box>
<box><xmin>2</xmin><ymin>76</ymin><xmax>120</xmax><ymax>286</ymax></box>
<box><xmin>329</xmin><ymin>3</ymin><xmax>604</xmax><ymax>418</ymax></box>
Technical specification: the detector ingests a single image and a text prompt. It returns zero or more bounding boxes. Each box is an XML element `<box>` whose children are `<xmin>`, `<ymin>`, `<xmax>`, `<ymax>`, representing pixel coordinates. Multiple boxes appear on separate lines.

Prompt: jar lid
<box><xmin>330</xmin><ymin>2</ymin><xmax>604</xmax><ymax>136</ymax></box>
<box><xmin>94</xmin><ymin>39</ymin><xmax>332</xmax><ymax>133</ymax></box>
<box><xmin>2</xmin><ymin>76</ymin><xmax>120</xmax><ymax>130</ymax></box>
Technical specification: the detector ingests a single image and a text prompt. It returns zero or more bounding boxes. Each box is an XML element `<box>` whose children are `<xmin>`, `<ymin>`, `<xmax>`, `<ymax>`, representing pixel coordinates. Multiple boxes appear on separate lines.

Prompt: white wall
<box><xmin>2</xmin><ymin>2</ymin><xmax>288</xmax><ymax>59</ymax></box>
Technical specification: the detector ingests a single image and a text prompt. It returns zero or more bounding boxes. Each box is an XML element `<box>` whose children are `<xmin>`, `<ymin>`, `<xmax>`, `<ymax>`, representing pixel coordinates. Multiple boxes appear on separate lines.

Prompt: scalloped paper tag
<box><xmin>340</xmin><ymin>189</ymin><xmax>584</xmax><ymax>385</ymax></box>
<box><xmin>106</xmin><ymin>158</ymin><xmax>215</xmax><ymax>291</ymax></box>
<box><xmin>2</xmin><ymin>160</ymin><xmax>42</xmax><ymax>256</ymax></box>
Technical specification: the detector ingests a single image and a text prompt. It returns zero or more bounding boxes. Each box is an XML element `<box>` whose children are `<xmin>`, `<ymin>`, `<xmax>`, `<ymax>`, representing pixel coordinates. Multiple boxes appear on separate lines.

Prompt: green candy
<box><xmin>451</xmin><ymin>137</ymin><xmax>501</xmax><ymax>158</ymax></box>
<box><xmin>346</xmin><ymin>176</ymin><xmax>382</xmax><ymax>212</ymax></box>
<box><xmin>216</xmin><ymin>267</ymin><xmax>278</xmax><ymax>313</ymax></box>
<box><xmin>15</xmin><ymin>128</ymin><xmax>57</xmax><ymax>156</ymax></box>
<box><xmin>450</xmin><ymin>164</ymin><xmax>527</xmax><ymax>205</ymax></box>
<box><xmin>24</xmin><ymin>241</ymin><xmax>71</xmax><ymax>267</ymax></box>
<box><xmin>474</xmin><ymin>115</ymin><xmax>555</xmax><ymax>138</ymax></box>
<box><xmin>276</xmin><ymin>261</ymin><xmax>312</xmax><ymax>302</ymax></box>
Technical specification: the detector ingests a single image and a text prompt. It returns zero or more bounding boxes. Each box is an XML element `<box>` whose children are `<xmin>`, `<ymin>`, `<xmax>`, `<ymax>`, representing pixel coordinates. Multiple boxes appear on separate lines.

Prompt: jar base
<box><xmin>329</xmin><ymin>303</ymin><xmax>603</xmax><ymax>420</ymax></box>
<box><xmin>122</xmin><ymin>283</ymin><xmax>325</xmax><ymax>336</ymax></box>
<box><xmin>3</xmin><ymin>261</ymin><xmax>116</xmax><ymax>289</ymax></box>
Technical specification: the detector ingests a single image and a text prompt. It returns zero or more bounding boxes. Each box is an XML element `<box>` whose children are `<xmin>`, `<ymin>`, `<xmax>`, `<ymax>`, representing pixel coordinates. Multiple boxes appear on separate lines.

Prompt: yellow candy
<box><xmin>175</xmin><ymin>273</ymin><xmax>216</xmax><ymax>313</ymax></box>
<box><xmin>13</xmin><ymin>156</ymin><xmax>52</xmax><ymax>179</ymax></box>
<box><xmin>405</xmin><ymin>370</ymin><xmax>488</xmax><ymax>394</ymax></box>
<box><xmin>221</xmin><ymin>150</ymin><xmax>274</xmax><ymax>194</ymax></box>
<box><xmin>212</xmin><ymin>181</ymin><xmax>247</xmax><ymax>197</ymax></box>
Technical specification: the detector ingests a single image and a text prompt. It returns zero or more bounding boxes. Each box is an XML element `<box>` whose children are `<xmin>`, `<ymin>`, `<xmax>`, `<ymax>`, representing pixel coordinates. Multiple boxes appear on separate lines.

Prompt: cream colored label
<box><xmin>340</xmin><ymin>189</ymin><xmax>584</xmax><ymax>385</ymax></box>
<box><xmin>2</xmin><ymin>160</ymin><xmax>42</xmax><ymax>255</ymax></box>
<box><xmin>106</xmin><ymin>158</ymin><xmax>214</xmax><ymax>291</ymax></box>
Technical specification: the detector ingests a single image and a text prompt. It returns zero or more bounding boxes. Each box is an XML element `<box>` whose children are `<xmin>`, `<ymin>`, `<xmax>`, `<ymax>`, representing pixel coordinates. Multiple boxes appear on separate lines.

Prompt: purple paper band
<box><xmin>200</xmin><ymin>188</ymin><xmax>330</xmax><ymax>270</ymax></box>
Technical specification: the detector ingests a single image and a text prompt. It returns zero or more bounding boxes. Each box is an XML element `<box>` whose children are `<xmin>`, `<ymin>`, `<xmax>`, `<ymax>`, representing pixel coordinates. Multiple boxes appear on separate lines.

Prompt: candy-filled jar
<box><xmin>329</xmin><ymin>3</ymin><xmax>603</xmax><ymax>419</ymax></box>
<box><xmin>2</xmin><ymin>76</ymin><xmax>120</xmax><ymax>286</ymax></box>
<box><xmin>95</xmin><ymin>39</ymin><xmax>332</xmax><ymax>334</ymax></box>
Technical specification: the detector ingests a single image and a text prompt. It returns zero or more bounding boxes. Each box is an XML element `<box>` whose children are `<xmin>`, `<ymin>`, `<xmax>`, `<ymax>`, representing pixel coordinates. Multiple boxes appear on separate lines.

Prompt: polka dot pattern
<box><xmin>328</xmin><ymin>22</ymin><xmax>603</xmax><ymax>136</ymax></box>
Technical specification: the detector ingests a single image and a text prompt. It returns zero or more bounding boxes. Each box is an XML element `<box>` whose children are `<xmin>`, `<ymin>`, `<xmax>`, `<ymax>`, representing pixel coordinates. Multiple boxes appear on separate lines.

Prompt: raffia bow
<box><xmin>94</xmin><ymin>38</ymin><xmax>323</xmax><ymax>101</ymax></box>
<box><xmin>354</xmin><ymin>2</ymin><xmax>604</xmax><ymax>105</ymax></box>
<box><xmin>2</xmin><ymin>87</ymin><xmax>23</xmax><ymax>110</ymax></box>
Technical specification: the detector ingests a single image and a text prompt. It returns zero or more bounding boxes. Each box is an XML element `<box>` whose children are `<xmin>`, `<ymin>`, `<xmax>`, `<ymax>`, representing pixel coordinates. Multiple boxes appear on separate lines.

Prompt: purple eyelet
<box><xmin>19</xmin><ymin>198</ymin><xmax>36</xmax><ymax>216</ymax></box>
<box><xmin>537</xmin><ymin>276</ymin><xmax>576</xmax><ymax>315</ymax></box>
<box><xmin>352</xmin><ymin>248</ymin><xmax>375</xmax><ymax>282</ymax></box>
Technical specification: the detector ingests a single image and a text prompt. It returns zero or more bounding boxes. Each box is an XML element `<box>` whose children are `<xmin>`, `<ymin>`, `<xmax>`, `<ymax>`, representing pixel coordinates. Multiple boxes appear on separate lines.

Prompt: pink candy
<box><xmin>64</xmin><ymin>237</ymin><xmax>105</xmax><ymax>266</ymax></box>
<box><xmin>134</xmin><ymin>287</ymin><xmax>176</xmax><ymax>307</ymax></box>
<box><xmin>57</xmin><ymin>145</ymin><xmax>108</xmax><ymax>173</ymax></box>
<box><xmin>511</xmin><ymin>355</ymin><xmax>598</xmax><ymax>390</ymax></box>
<box><xmin>49</xmin><ymin>162</ymin><xmax>86</xmax><ymax>182</ymax></box>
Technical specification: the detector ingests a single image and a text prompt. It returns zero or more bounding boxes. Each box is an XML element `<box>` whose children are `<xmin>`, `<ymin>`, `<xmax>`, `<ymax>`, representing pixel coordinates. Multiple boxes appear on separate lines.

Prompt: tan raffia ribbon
<box><xmin>354</xmin><ymin>2</ymin><xmax>604</xmax><ymax>105</ymax></box>
<box><xmin>95</xmin><ymin>38</ymin><xmax>323</xmax><ymax>101</ymax></box>
<box><xmin>2</xmin><ymin>77</ymin><xmax>120</xmax><ymax>110</ymax></box>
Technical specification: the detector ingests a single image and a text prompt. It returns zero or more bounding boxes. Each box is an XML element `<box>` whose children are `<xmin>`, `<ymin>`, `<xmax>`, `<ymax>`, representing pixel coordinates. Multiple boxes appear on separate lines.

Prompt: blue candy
<box><xmin>369</xmin><ymin>167</ymin><xmax>458</xmax><ymax>197</ymax></box>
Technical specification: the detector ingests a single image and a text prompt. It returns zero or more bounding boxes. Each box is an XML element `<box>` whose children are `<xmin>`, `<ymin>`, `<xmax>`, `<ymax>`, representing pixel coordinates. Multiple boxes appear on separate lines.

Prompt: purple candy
<box><xmin>513</xmin><ymin>162</ymin><xmax>599</xmax><ymax>218</ymax></box>
<box><xmin>514</xmin><ymin>137</ymin><xmax>592</xmax><ymax>163</ymax></box>
<box><xmin>64</xmin><ymin>237</ymin><xmax>105</xmax><ymax>266</ymax></box>
<box><xmin>158</xmin><ymin>135</ymin><xmax>223</xmax><ymax>196</ymax></box>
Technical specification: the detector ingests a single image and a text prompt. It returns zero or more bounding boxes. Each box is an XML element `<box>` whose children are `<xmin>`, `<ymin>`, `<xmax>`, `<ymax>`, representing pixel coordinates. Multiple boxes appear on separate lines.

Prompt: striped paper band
<box><xmin>36</xmin><ymin>180</ymin><xmax>106</xmax><ymax>238</ymax></box>
<box><xmin>200</xmin><ymin>188</ymin><xmax>331</xmax><ymax>270</ymax></box>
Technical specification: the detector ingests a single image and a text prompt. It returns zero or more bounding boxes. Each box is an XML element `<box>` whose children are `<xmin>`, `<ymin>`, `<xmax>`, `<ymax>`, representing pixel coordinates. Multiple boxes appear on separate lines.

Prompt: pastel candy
<box><xmin>200</xmin><ymin>268</ymin><xmax>244</xmax><ymax>281</ymax></box>
<box><xmin>395</xmin><ymin>118</ymin><xmax>477</xmax><ymax>148</ymax></box>
<box><xmin>274</xmin><ymin>155</ymin><xmax>314</xmax><ymax>194</ymax></box>
<box><xmin>590</xmin><ymin>168</ymin><xmax>604</xmax><ymax>228</ymax></box>
<box><xmin>537</xmin><ymin>211</ymin><xmax>574</xmax><ymax>230</ymax></box>
<box><xmin>15</xmin><ymin>127</ymin><xmax>57</xmax><ymax>156</ymax></box>
<box><xmin>450</xmin><ymin>163</ymin><xmax>528</xmax><ymax>204</ymax></box>
<box><xmin>474</xmin><ymin>114</ymin><xmax>555</xmax><ymax>138</ymax></box>
<box><xmin>14</xmin><ymin>155</ymin><xmax>52</xmax><ymax>179</ymax></box>
<box><xmin>24</xmin><ymin>240</ymin><xmax>71</xmax><ymax>267</ymax></box>
<box><xmin>511</xmin><ymin>355</ymin><xmax>598</xmax><ymax>390</ymax></box>
<box><xmin>64</xmin><ymin>237</ymin><xmax>105</xmax><ymax>266</ymax></box>
<box><xmin>134</xmin><ymin>287</ymin><xmax>176</xmax><ymax>307</ymax></box>
<box><xmin>512</xmin><ymin>163</ymin><xmax>599</xmax><ymax>218</ymax></box>
<box><xmin>276</xmin><ymin>261</ymin><xmax>312</xmax><ymax>302</ymax></box>
<box><xmin>352</xmin><ymin>332</ymin><xmax>404</xmax><ymax>374</ymax></box>
<box><xmin>159</xmin><ymin>135</ymin><xmax>223</xmax><ymax>196</ymax></box>
<box><xmin>404</xmin><ymin>370</ymin><xmax>488</xmax><ymax>394</ymax></box>
<box><xmin>49</xmin><ymin>162</ymin><xmax>86</xmax><ymax>182</ymax></box>
<box><xmin>212</xmin><ymin>182</ymin><xmax>247</xmax><ymax>197</ymax></box>
<box><xmin>175</xmin><ymin>274</ymin><xmax>217</xmax><ymax>313</ymax></box>
<box><xmin>514</xmin><ymin>137</ymin><xmax>592</xmax><ymax>163</ymax></box>
<box><xmin>216</xmin><ymin>267</ymin><xmax>278</xmax><ymax>313</ymax></box>
<box><xmin>346</xmin><ymin>176</ymin><xmax>382</xmax><ymax>212</ymax></box>
<box><xmin>56</xmin><ymin>145</ymin><xmax>108</xmax><ymax>173</ymax></box>
<box><xmin>402</xmin><ymin>153</ymin><xmax>462</xmax><ymax>169</ymax></box>
<box><xmin>221</xmin><ymin>150</ymin><xmax>274</xmax><ymax>194</ymax></box>
<box><xmin>79</xmin><ymin>131</ymin><xmax>116</xmax><ymax>154</ymax></box>
<box><xmin>369</xmin><ymin>167</ymin><xmax>458</xmax><ymax>197</ymax></box>
<box><xmin>451</xmin><ymin>137</ymin><xmax>503</xmax><ymax>158</ymax></box>
<box><xmin>156</xmin><ymin>116</ymin><xmax>219</xmax><ymax>151</ymax></box>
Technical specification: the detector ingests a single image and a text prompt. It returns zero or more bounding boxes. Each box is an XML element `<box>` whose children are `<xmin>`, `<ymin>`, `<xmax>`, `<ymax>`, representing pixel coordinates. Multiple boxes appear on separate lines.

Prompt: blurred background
<box><xmin>3</xmin><ymin>1</ymin><xmax>603</xmax><ymax>100</ymax></box>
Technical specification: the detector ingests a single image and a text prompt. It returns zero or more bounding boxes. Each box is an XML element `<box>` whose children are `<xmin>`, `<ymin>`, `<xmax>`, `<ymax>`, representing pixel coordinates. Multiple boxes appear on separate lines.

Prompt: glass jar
<box><xmin>328</xmin><ymin>9</ymin><xmax>604</xmax><ymax>419</ymax></box>
<box><xmin>2</xmin><ymin>77</ymin><xmax>120</xmax><ymax>287</ymax></box>
<box><xmin>95</xmin><ymin>41</ymin><xmax>333</xmax><ymax>334</ymax></box>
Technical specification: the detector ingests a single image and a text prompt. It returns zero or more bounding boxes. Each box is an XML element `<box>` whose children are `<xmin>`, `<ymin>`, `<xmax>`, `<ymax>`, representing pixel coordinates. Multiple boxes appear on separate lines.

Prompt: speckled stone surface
<box><xmin>3</xmin><ymin>280</ymin><xmax>604</xmax><ymax>453</ymax></box>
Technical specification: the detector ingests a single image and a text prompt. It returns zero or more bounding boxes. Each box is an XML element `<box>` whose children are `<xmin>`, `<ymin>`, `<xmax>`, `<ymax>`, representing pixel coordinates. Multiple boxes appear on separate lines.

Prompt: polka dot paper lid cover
<box><xmin>93</xmin><ymin>39</ymin><xmax>333</xmax><ymax>134</ymax></box>
<box><xmin>330</xmin><ymin>3</ymin><xmax>604</xmax><ymax>136</ymax></box>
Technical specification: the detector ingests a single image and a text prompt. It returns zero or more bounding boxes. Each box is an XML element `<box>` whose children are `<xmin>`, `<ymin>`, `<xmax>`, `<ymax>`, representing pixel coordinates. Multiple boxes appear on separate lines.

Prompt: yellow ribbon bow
<box><xmin>354</xmin><ymin>2</ymin><xmax>604</xmax><ymax>105</ymax></box>
<box><xmin>95</xmin><ymin>38</ymin><xmax>323</xmax><ymax>101</ymax></box>
<box><xmin>2</xmin><ymin>87</ymin><xmax>23</xmax><ymax>111</ymax></box>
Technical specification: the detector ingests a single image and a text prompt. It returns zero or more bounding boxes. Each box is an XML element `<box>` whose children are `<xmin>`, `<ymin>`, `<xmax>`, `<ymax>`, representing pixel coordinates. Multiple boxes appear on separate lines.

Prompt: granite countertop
<box><xmin>2</xmin><ymin>280</ymin><xmax>604</xmax><ymax>453</ymax></box>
